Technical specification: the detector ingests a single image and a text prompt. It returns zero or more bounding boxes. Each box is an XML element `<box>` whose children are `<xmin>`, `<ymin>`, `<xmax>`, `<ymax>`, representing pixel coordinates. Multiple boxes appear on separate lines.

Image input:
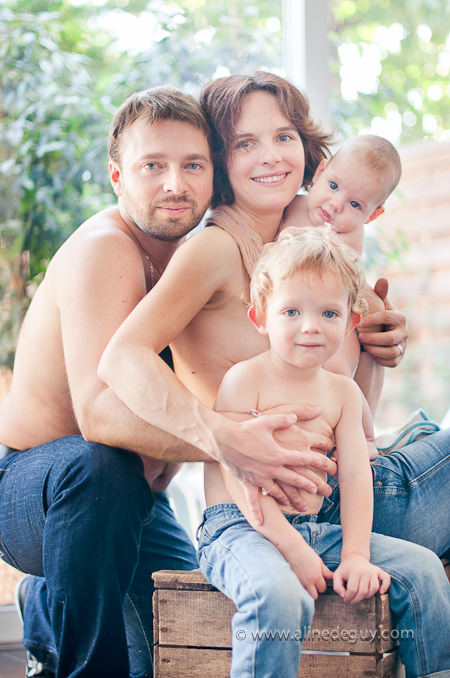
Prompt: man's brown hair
<box><xmin>108</xmin><ymin>86</ymin><xmax>211</xmax><ymax>164</ymax></box>
<box><xmin>200</xmin><ymin>71</ymin><xmax>332</xmax><ymax>207</ymax></box>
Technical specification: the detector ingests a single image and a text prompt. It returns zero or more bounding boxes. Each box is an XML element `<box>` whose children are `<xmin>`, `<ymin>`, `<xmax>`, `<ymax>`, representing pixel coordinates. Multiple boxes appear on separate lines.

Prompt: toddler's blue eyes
<box><xmin>323</xmin><ymin>310</ymin><xmax>337</xmax><ymax>319</ymax></box>
<box><xmin>350</xmin><ymin>200</ymin><xmax>361</xmax><ymax>209</ymax></box>
<box><xmin>329</xmin><ymin>181</ymin><xmax>338</xmax><ymax>190</ymax></box>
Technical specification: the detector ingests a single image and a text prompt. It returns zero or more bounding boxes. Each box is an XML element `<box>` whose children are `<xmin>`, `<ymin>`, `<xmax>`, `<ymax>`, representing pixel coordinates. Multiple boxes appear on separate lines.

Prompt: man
<box><xmin>0</xmin><ymin>87</ymin><xmax>335</xmax><ymax>678</ymax></box>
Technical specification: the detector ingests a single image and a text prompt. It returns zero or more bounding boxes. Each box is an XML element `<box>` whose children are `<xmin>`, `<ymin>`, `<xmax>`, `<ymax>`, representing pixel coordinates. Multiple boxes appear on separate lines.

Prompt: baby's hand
<box><xmin>288</xmin><ymin>544</ymin><xmax>333</xmax><ymax>600</ymax></box>
<box><xmin>333</xmin><ymin>554</ymin><xmax>390</xmax><ymax>604</ymax></box>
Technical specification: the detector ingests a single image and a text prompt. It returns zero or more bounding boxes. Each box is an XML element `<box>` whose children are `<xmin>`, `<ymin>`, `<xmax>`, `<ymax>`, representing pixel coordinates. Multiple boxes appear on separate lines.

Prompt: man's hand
<box><xmin>357</xmin><ymin>278</ymin><xmax>408</xmax><ymax>367</ymax></box>
<box><xmin>333</xmin><ymin>554</ymin><xmax>391</xmax><ymax>604</ymax></box>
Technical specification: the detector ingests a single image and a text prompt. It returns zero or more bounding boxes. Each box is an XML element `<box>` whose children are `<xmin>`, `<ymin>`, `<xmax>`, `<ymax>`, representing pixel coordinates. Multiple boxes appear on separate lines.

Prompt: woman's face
<box><xmin>226</xmin><ymin>91</ymin><xmax>305</xmax><ymax>217</ymax></box>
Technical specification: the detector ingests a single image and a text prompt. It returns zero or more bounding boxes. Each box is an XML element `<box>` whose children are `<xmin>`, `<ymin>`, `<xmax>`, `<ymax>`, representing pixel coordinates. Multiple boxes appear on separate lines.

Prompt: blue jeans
<box><xmin>0</xmin><ymin>436</ymin><xmax>198</xmax><ymax>678</ymax></box>
<box><xmin>319</xmin><ymin>429</ymin><xmax>450</xmax><ymax>557</ymax></box>
<box><xmin>198</xmin><ymin>504</ymin><xmax>450</xmax><ymax>678</ymax></box>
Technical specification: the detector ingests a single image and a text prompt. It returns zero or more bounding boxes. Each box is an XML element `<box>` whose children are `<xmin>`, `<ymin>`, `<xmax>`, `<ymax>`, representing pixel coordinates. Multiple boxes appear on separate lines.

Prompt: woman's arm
<box><xmin>99</xmin><ymin>228</ymin><xmax>335</xmax><ymax>496</ymax></box>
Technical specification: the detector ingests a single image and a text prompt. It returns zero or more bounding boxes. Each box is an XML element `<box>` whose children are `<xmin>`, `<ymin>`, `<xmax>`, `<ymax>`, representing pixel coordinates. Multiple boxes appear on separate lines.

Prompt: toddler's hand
<box><xmin>288</xmin><ymin>545</ymin><xmax>333</xmax><ymax>600</ymax></box>
<box><xmin>333</xmin><ymin>554</ymin><xmax>390</xmax><ymax>604</ymax></box>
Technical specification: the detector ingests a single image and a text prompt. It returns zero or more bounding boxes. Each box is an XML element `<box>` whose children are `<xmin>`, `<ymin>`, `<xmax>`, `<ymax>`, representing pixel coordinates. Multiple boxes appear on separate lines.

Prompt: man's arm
<box><xmin>57</xmin><ymin>227</ymin><xmax>207</xmax><ymax>461</ymax></box>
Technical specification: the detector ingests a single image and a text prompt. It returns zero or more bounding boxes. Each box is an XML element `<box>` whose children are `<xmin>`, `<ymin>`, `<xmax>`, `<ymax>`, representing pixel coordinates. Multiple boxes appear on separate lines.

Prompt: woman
<box><xmin>100</xmin><ymin>72</ymin><xmax>449</xmax><ymax>558</ymax></box>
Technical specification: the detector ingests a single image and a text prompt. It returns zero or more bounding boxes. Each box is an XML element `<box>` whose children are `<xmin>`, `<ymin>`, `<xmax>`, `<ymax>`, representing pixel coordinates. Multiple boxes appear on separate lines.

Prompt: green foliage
<box><xmin>0</xmin><ymin>2</ymin><xmax>118</xmax><ymax>364</ymax></box>
<box><xmin>329</xmin><ymin>0</ymin><xmax>450</xmax><ymax>142</ymax></box>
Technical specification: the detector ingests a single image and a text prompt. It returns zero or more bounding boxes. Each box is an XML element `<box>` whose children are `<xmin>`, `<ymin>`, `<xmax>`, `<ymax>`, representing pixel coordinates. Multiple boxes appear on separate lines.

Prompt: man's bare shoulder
<box><xmin>50</xmin><ymin>207</ymin><xmax>144</xmax><ymax>279</ymax></box>
<box><xmin>65</xmin><ymin>206</ymin><xmax>140</xmax><ymax>254</ymax></box>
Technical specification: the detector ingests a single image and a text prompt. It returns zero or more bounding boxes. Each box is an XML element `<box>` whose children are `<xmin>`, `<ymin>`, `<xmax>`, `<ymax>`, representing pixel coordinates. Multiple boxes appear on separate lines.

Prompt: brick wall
<box><xmin>369</xmin><ymin>140</ymin><xmax>450</xmax><ymax>428</ymax></box>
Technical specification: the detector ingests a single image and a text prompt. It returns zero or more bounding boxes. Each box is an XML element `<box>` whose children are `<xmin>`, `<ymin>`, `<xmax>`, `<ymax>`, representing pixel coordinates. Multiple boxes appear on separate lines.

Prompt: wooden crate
<box><xmin>153</xmin><ymin>569</ymin><xmax>402</xmax><ymax>678</ymax></box>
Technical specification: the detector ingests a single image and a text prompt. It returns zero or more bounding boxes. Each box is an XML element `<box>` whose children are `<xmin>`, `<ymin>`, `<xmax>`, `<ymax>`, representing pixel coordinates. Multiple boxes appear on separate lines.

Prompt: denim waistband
<box><xmin>202</xmin><ymin>503</ymin><xmax>318</xmax><ymax>525</ymax></box>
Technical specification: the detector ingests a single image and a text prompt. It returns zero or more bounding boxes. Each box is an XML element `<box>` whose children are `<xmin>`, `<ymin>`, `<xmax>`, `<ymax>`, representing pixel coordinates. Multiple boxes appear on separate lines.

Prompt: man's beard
<box><xmin>122</xmin><ymin>194</ymin><xmax>210</xmax><ymax>241</ymax></box>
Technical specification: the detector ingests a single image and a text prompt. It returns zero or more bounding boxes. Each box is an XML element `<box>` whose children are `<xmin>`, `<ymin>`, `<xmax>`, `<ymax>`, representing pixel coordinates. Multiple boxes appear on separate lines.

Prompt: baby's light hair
<box><xmin>333</xmin><ymin>134</ymin><xmax>401</xmax><ymax>204</ymax></box>
<box><xmin>250</xmin><ymin>226</ymin><xmax>368</xmax><ymax>321</ymax></box>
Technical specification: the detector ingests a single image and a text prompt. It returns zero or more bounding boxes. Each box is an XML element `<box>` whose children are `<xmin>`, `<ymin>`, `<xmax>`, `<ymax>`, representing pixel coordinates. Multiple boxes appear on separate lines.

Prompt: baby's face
<box><xmin>262</xmin><ymin>271</ymin><xmax>352</xmax><ymax>371</ymax></box>
<box><xmin>307</xmin><ymin>155</ymin><xmax>387</xmax><ymax>255</ymax></box>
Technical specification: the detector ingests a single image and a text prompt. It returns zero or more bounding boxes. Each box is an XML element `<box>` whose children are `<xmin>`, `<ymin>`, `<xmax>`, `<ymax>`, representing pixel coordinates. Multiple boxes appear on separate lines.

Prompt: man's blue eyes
<box><xmin>145</xmin><ymin>163</ymin><xmax>201</xmax><ymax>170</ymax></box>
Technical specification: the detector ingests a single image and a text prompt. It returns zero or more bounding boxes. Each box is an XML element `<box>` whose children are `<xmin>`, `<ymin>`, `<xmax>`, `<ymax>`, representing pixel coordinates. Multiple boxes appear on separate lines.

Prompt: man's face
<box><xmin>110</xmin><ymin>118</ymin><xmax>213</xmax><ymax>240</ymax></box>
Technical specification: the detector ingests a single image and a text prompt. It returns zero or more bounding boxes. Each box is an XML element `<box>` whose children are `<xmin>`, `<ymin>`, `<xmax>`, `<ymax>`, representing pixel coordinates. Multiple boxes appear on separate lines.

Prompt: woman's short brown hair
<box><xmin>200</xmin><ymin>71</ymin><xmax>332</xmax><ymax>208</ymax></box>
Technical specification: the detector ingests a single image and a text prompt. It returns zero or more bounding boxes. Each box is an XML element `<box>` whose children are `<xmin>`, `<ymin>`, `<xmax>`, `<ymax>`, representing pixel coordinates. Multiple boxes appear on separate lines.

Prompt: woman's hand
<box><xmin>357</xmin><ymin>278</ymin><xmax>408</xmax><ymax>367</ymax></box>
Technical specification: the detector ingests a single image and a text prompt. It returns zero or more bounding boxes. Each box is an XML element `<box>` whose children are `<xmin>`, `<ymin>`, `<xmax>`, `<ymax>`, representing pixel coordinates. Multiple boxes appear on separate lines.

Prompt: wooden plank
<box><xmin>154</xmin><ymin>589</ymin><xmax>234</xmax><ymax>649</ymax></box>
<box><xmin>155</xmin><ymin>646</ymin><xmax>398</xmax><ymax>678</ymax></box>
<box><xmin>153</xmin><ymin>584</ymin><xmax>159</xmax><ymax>645</ymax></box>
<box><xmin>153</xmin><ymin>569</ymin><xmax>216</xmax><ymax>591</ymax></box>
<box><xmin>376</xmin><ymin>591</ymin><xmax>397</xmax><ymax>654</ymax></box>
<box><xmin>154</xmin><ymin>580</ymin><xmax>396</xmax><ymax>653</ymax></box>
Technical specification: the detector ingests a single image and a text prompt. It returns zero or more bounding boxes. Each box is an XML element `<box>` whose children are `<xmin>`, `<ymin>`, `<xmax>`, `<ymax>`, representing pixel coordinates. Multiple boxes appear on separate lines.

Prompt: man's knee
<box><xmin>53</xmin><ymin>437</ymin><xmax>152</xmax><ymax>516</ymax></box>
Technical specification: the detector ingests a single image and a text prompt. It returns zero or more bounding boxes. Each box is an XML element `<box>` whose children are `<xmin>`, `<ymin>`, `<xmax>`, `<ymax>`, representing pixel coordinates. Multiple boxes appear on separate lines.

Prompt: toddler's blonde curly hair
<box><xmin>250</xmin><ymin>226</ymin><xmax>368</xmax><ymax>321</ymax></box>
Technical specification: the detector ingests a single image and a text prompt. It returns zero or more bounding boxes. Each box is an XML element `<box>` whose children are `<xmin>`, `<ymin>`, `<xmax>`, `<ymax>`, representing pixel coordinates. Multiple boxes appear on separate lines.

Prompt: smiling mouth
<box><xmin>252</xmin><ymin>172</ymin><xmax>289</xmax><ymax>184</ymax></box>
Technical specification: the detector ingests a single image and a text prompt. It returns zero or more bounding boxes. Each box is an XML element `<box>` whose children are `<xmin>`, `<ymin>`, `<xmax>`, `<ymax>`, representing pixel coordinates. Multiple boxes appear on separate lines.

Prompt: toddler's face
<box><xmin>261</xmin><ymin>271</ymin><xmax>353</xmax><ymax>371</ymax></box>
<box><xmin>306</xmin><ymin>155</ymin><xmax>387</xmax><ymax>256</ymax></box>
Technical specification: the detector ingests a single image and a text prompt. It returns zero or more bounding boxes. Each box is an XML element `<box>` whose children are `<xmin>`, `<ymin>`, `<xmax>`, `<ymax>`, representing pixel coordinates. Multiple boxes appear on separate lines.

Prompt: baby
<box><xmin>283</xmin><ymin>134</ymin><xmax>402</xmax><ymax>457</ymax></box>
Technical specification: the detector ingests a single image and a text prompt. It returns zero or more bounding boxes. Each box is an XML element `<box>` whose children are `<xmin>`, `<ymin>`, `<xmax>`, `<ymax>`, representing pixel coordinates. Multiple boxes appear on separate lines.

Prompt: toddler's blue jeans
<box><xmin>198</xmin><ymin>503</ymin><xmax>450</xmax><ymax>678</ymax></box>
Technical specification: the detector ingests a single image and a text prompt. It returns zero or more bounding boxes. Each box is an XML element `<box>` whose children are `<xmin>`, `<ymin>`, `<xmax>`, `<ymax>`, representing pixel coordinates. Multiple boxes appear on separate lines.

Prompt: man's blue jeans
<box><xmin>0</xmin><ymin>436</ymin><xmax>198</xmax><ymax>678</ymax></box>
<box><xmin>319</xmin><ymin>429</ymin><xmax>450</xmax><ymax>557</ymax></box>
<box><xmin>198</xmin><ymin>504</ymin><xmax>450</xmax><ymax>678</ymax></box>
